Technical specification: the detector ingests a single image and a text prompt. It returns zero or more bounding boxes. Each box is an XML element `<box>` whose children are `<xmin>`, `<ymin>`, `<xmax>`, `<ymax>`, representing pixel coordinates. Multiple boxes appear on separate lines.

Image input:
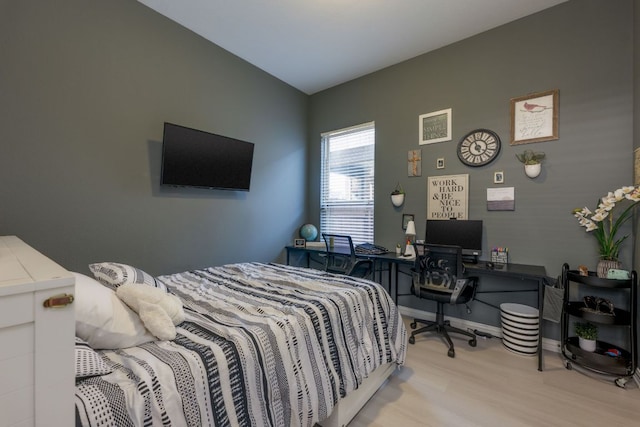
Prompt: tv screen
<box><xmin>161</xmin><ymin>122</ymin><xmax>255</xmax><ymax>191</ymax></box>
<box><xmin>424</xmin><ymin>219</ymin><xmax>483</xmax><ymax>258</ymax></box>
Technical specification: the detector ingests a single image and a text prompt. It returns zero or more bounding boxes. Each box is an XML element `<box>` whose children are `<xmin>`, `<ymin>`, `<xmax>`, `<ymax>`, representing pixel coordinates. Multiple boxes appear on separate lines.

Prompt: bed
<box><xmin>74</xmin><ymin>262</ymin><xmax>407</xmax><ymax>427</ymax></box>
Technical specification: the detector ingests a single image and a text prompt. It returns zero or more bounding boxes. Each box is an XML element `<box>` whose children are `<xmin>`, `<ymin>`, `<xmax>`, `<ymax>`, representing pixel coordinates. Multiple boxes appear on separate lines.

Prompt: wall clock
<box><xmin>457</xmin><ymin>129</ymin><xmax>501</xmax><ymax>167</ymax></box>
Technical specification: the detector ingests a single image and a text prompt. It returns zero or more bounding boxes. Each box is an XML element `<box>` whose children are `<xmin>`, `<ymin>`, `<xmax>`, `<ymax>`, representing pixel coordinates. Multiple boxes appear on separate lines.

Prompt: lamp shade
<box><xmin>405</xmin><ymin>220</ymin><xmax>416</xmax><ymax>236</ymax></box>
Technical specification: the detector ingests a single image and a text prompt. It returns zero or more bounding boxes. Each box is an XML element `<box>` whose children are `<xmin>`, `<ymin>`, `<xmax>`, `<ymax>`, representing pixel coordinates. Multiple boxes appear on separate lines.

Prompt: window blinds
<box><xmin>320</xmin><ymin>122</ymin><xmax>375</xmax><ymax>244</ymax></box>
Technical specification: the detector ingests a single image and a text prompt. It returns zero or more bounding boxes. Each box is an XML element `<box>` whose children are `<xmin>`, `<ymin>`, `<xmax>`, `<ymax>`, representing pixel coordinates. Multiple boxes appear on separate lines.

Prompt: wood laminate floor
<box><xmin>349</xmin><ymin>317</ymin><xmax>639</xmax><ymax>427</ymax></box>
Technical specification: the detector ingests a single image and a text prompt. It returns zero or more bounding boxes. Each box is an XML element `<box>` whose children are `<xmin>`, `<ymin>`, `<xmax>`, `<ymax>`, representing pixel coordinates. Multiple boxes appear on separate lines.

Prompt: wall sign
<box><xmin>510</xmin><ymin>89</ymin><xmax>559</xmax><ymax>145</ymax></box>
<box><xmin>408</xmin><ymin>149</ymin><xmax>422</xmax><ymax>176</ymax></box>
<box><xmin>427</xmin><ymin>174</ymin><xmax>468</xmax><ymax>219</ymax></box>
<box><xmin>487</xmin><ymin>187</ymin><xmax>515</xmax><ymax>211</ymax></box>
<box><xmin>419</xmin><ymin>108</ymin><xmax>452</xmax><ymax>145</ymax></box>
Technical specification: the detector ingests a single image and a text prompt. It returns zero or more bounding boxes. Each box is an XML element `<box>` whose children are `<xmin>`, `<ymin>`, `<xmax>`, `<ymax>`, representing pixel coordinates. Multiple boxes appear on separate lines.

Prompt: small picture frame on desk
<box><xmin>294</xmin><ymin>238</ymin><xmax>306</xmax><ymax>248</ymax></box>
<box><xmin>402</xmin><ymin>214</ymin><xmax>415</xmax><ymax>230</ymax></box>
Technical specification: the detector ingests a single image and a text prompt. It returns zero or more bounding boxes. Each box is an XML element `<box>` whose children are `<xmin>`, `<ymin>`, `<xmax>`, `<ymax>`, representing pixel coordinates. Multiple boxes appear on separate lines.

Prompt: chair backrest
<box><xmin>413</xmin><ymin>243</ymin><xmax>464</xmax><ymax>293</ymax></box>
<box><xmin>322</xmin><ymin>233</ymin><xmax>357</xmax><ymax>275</ymax></box>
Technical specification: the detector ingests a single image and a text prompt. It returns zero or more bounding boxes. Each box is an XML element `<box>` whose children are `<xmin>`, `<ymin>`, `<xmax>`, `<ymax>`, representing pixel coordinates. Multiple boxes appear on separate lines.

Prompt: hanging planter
<box><xmin>516</xmin><ymin>150</ymin><xmax>545</xmax><ymax>179</ymax></box>
<box><xmin>390</xmin><ymin>183</ymin><xmax>405</xmax><ymax>207</ymax></box>
<box><xmin>524</xmin><ymin>163</ymin><xmax>542</xmax><ymax>178</ymax></box>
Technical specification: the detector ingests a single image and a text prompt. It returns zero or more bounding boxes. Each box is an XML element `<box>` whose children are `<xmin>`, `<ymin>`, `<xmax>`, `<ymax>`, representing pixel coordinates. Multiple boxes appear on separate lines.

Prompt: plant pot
<box><xmin>597</xmin><ymin>259</ymin><xmax>622</xmax><ymax>278</ymax></box>
<box><xmin>391</xmin><ymin>193</ymin><xmax>405</xmax><ymax>207</ymax></box>
<box><xmin>578</xmin><ymin>336</ymin><xmax>597</xmax><ymax>352</ymax></box>
<box><xmin>524</xmin><ymin>163</ymin><xmax>541</xmax><ymax>178</ymax></box>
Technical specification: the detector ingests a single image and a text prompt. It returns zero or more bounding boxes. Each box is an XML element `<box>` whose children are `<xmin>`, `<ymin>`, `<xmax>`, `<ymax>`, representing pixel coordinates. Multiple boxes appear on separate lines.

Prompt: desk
<box><xmin>285</xmin><ymin>246</ymin><xmax>547</xmax><ymax>371</ymax></box>
<box><xmin>396</xmin><ymin>259</ymin><xmax>547</xmax><ymax>371</ymax></box>
<box><xmin>285</xmin><ymin>245</ymin><xmax>411</xmax><ymax>295</ymax></box>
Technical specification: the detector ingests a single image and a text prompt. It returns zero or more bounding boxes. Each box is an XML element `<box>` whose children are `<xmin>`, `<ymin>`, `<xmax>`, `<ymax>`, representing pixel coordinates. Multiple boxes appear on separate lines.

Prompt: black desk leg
<box><xmin>538</xmin><ymin>278</ymin><xmax>544</xmax><ymax>371</ymax></box>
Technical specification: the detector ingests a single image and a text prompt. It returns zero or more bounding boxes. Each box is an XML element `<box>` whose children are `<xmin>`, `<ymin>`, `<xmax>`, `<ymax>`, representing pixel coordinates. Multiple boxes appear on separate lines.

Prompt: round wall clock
<box><xmin>457</xmin><ymin>129</ymin><xmax>501</xmax><ymax>167</ymax></box>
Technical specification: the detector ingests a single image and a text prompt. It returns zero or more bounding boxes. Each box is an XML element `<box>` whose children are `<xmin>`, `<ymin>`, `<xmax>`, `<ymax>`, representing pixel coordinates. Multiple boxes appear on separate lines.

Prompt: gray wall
<box><xmin>0</xmin><ymin>0</ymin><xmax>636</xmax><ymax>339</ymax></box>
<box><xmin>0</xmin><ymin>0</ymin><xmax>308</xmax><ymax>275</ymax></box>
<box><xmin>308</xmin><ymin>0</ymin><xmax>635</xmax><ymax>334</ymax></box>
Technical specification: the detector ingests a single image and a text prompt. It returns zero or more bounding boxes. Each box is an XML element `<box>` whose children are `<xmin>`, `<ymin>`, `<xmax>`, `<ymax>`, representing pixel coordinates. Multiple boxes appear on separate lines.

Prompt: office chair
<box><xmin>321</xmin><ymin>233</ymin><xmax>374</xmax><ymax>280</ymax></box>
<box><xmin>409</xmin><ymin>243</ymin><xmax>478</xmax><ymax>358</ymax></box>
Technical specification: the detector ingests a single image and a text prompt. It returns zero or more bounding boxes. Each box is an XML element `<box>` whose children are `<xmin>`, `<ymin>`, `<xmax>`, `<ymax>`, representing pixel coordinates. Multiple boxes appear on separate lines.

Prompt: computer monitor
<box><xmin>424</xmin><ymin>219</ymin><xmax>483</xmax><ymax>262</ymax></box>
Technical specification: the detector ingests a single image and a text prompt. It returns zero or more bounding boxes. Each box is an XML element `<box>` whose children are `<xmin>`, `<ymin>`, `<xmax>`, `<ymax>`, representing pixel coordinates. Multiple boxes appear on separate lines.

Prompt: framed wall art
<box><xmin>408</xmin><ymin>149</ymin><xmax>422</xmax><ymax>176</ymax></box>
<box><xmin>419</xmin><ymin>108</ymin><xmax>452</xmax><ymax>145</ymax></box>
<box><xmin>402</xmin><ymin>214</ymin><xmax>415</xmax><ymax>230</ymax></box>
<box><xmin>487</xmin><ymin>187</ymin><xmax>515</xmax><ymax>211</ymax></box>
<box><xmin>510</xmin><ymin>89</ymin><xmax>558</xmax><ymax>145</ymax></box>
<box><xmin>427</xmin><ymin>174</ymin><xmax>468</xmax><ymax>220</ymax></box>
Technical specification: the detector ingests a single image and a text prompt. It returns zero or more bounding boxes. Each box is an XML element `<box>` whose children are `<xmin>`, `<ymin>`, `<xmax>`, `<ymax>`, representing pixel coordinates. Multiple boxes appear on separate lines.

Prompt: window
<box><xmin>320</xmin><ymin>122</ymin><xmax>375</xmax><ymax>244</ymax></box>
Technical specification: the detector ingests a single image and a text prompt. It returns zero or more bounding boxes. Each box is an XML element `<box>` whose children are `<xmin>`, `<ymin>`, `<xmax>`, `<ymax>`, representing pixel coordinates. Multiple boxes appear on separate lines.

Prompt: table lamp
<box><xmin>404</xmin><ymin>220</ymin><xmax>416</xmax><ymax>258</ymax></box>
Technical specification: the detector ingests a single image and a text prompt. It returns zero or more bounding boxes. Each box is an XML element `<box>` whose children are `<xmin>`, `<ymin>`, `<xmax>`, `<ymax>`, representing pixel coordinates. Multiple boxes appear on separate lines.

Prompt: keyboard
<box><xmin>355</xmin><ymin>243</ymin><xmax>388</xmax><ymax>255</ymax></box>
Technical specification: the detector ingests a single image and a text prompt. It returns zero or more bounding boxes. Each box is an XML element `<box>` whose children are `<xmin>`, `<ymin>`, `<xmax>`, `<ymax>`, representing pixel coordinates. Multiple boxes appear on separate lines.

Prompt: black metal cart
<box><xmin>560</xmin><ymin>263</ymin><xmax>637</xmax><ymax>388</ymax></box>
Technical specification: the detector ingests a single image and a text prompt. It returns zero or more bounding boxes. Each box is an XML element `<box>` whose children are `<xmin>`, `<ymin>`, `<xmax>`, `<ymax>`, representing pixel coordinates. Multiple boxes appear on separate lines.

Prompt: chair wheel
<box><xmin>565</xmin><ymin>361</ymin><xmax>572</xmax><ymax>370</ymax></box>
<box><xmin>408</xmin><ymin>335</ymin><xmax>415</xmax><ymax>345</ymax></box>
<box><xmin>469</xmin><ymin>339</ymin><xmax>477</xmax><ymax>347</ymax></box>
<box><xmin>410</xmin><ymin>322</ymin><xmax>417</xmax><ymax>329</ymax></box>
<box><xmin>615</xmin><ymin>377</ymin><xmax>628</xmax><ymax>388</ymax></box>
<box><xmin>447</xmin><ymin>348</ymin><xmax>455</xmax><ymax>358</ymax></box>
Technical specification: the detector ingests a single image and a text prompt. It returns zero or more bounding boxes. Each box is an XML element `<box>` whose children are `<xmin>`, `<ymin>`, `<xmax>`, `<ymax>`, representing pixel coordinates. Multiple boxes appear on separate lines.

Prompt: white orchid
<box><xmin>573</xmin><ymin>185</ymin><xmax>640</xmax><ymax>261</ymax></box>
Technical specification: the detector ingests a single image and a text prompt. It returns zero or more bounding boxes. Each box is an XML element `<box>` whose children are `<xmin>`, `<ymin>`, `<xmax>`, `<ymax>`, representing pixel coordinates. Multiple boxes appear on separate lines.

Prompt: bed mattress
<box><xmin>75</xmin><ymin>262</ymin><xmax>406</xmax><ymax>427</ymax></box>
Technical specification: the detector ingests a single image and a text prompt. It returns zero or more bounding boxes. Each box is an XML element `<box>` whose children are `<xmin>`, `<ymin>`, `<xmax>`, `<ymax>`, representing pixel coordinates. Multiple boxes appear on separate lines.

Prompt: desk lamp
<box><xmin>404</xmin><ymin>220</ymin><xmax>416</xmax><ymax>258</ymax></box>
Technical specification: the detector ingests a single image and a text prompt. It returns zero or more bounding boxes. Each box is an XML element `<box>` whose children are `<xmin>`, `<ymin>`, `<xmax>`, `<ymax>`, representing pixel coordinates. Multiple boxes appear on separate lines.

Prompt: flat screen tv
<box><xmin>161</xmin><ymin>122</ymin><xmax>255</xmax><ymax>191</ymax></box>
<box><xmin>424</xmin><ymin>219</ymin><xmax>483</xmax><ymax>260</ymax></box>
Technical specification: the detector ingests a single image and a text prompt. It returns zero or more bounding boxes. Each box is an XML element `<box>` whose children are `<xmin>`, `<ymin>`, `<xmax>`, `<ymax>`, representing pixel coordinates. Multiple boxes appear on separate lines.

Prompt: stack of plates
<box><xmin>500</xmin><ymin>303</ymin><xmax>539</xmax><ymax>356</ymax></box>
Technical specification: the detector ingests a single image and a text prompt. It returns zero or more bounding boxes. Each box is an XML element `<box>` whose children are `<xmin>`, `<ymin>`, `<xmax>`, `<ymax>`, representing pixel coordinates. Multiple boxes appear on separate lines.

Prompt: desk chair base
<box><xmin>408</xmin><ymin>303</ymin><xmax>477</xmax><ymax>358</ymax></box>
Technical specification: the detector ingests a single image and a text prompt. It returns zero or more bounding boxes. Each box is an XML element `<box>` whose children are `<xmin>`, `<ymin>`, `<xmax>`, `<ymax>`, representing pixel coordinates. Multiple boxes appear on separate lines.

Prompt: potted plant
<box><xmin>390</xmin><ymin>183</ymin><xmax>405</xmax><ymax>207</ymax></box>
<box><xmin>515</xmin><ymin>149</ymin><xmax>545</xmax><ymax>178</ymax></box>
<box><xmin>575</xmin><ymin>322</ymin><xmax>598</xmax><ymax>352</ymax></box>
<box><xmin>573</xmin><ymin>185</ymin><xmax>640</xmax><ymax>277</ymax></box>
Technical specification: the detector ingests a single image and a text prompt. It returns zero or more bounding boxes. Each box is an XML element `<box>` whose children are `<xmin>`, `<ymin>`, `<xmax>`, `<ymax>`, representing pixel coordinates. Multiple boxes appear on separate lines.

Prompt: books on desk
<box><xmin>355</xmin><ymin>243</ymin><xmax>388</xmax><ymax>255</ymax></box>
<box><xmin>305</xmin><ymin>241</ymin><xmax>326</xmax><ymax>248</ymax></box>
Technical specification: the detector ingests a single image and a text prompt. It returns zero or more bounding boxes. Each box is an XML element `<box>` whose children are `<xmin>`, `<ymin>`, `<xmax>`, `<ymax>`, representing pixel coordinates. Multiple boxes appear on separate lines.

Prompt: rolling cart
<box><xmin>560</xmin><ymin>263</ymin><xmax>637</xmax><ymax>388</ymax></box>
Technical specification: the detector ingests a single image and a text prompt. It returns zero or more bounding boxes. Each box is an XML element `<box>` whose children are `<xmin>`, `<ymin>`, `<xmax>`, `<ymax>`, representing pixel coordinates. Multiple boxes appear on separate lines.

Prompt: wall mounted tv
<box><xmin>424</xmin><ymin>219</ymin><xmax>483</xmax><ymax>261</ymax></box>
<box><xmin>161</xmin><ymin>122</ymin><xmax>255</xmax><ymax>191</ymax></box>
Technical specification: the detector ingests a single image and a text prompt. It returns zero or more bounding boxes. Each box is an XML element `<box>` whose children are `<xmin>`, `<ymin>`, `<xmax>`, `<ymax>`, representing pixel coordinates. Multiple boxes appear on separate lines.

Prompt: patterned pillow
<box><xmin>89</xmin><ymin>262</ymin><xmax>167</xmax><ymax>292</ymax></box>
<box><xmin>75</xmin><ymin>337</ymin><xmax>112</xmax><ymax>378</ymax></box>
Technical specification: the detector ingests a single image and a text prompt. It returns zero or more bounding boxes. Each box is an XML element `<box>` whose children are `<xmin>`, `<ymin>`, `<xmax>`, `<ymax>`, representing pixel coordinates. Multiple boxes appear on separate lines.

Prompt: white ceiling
<box><xmin>137</xmin><ymin>0</ymin><xmax>567</xmax><ymax>94</ymax></box>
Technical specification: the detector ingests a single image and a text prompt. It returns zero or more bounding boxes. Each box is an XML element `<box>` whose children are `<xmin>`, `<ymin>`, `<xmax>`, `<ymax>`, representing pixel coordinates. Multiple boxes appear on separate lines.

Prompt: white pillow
<box><xmin>88</xmin><ymin>262</ymin><xmax>168</xmax><ymax>292</ymax></box>
<box><xmin>73</xmin><ymin>272</ymin><xmax>156</xmax><ymax>349</ymax></box>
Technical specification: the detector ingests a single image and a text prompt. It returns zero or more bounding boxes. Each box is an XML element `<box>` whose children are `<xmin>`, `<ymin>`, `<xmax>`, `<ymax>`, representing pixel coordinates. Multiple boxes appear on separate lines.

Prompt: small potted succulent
<box><xmin>515</xmin><ymin>149</ymin><xmax>545</xmax><ymax>178</ymax></box>
<box><xmin>575</xmin><ymin>322</ymin><xmax>598</xmax><ymax>352</ymax></box>
<box><xmin>390</xmin><ymin>183</ymin><xmax>405</xmax><ymax>207</ymax></box>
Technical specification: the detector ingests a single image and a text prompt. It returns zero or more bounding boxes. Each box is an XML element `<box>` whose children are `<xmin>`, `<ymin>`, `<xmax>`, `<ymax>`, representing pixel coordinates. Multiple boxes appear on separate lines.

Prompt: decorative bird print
<box><xmin>522</xmin><ymin>102</ymin><xmax>551</xmax><ymax>113</ymax></box>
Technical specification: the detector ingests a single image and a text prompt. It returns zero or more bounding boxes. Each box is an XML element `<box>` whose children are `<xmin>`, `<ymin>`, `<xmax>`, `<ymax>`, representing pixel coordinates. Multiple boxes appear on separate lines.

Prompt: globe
<box><xmin>299</xmin><ymin>224</ymin><xmax>318</xmax><ymax>241</ymax></box>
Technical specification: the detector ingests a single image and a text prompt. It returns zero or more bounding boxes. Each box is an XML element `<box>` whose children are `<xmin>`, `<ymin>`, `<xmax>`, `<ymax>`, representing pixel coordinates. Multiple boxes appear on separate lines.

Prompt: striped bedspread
<box><xmin>75</xmin><ymin>262</ymin><xmax>407</xmax><ymax>427</ymax></box>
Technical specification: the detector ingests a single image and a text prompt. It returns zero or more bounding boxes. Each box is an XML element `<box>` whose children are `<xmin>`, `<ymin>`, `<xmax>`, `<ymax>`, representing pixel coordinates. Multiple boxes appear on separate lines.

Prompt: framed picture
<box><xmin>436</xmin><ymin>158</ymin><xmax>445</xmax><ymax>169</ymax></box>
<box><xmin>402</xmin><ymin>214</ymin><xmax>415</xmax><ymax>230</ymax></box>
<box><xmin>494</xmin><ymin>171</ymin><xmax>504</xmax><ymax>184</ymax></box>
<box><xmin>635</xmin><ymin>148</ymin><xmax>640</xmax><ymax>186</ymax></box>
<box><xmin>294</xmin><ymin>238</ymin><xmax>306</xmax><ymax>248</ymax></box>
<box><xmin>408</xmin><ymin>149</ymin><xmax>422</xmax><ymax>176</ymax></box>
<box><xmin>427</xmin><ymin>174</ymin><xmax>468</xmax><ymax>220</ymax></box>
<box><xmin>487</xmin><ymin>187</ymin><xmax>515</xmax><ymax>211</ymax></box>
<box><xmin>510</xmin><ymin>89</ymin><xmax>559</xmax><ymax>145</ymax></box>
<box><xmin>419</xmin><ymin>108</ymin><xmax>452</xmax><ymax>145</ymax></box>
